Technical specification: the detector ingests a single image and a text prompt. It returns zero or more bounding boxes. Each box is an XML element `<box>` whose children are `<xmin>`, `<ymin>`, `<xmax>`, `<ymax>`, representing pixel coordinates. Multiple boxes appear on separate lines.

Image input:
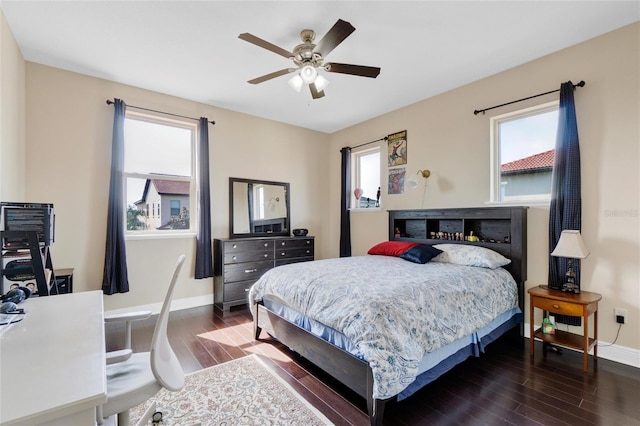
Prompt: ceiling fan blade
<box><xmin>248</xmin><ymin>68</ymin><xmax>296</xmax><ymax>84</ymax></box>
<box><xmin>315</xmin><ymin>19</ymin><xmax>356</xmax><ymax>57</ymax></box>
<box><xmin>309</xmin><ymin>83</ymin><xmax>325</xmax><ymax>99</ymax></box>
<box><xmin>325</xmin><ymin>62</ymin><xmax>381</xmax><ymax>78</ymax></box>
<box><xmin>238</xmin><ymin>33</ymin><xmax>292</xmax><ymax>59</ymax></box>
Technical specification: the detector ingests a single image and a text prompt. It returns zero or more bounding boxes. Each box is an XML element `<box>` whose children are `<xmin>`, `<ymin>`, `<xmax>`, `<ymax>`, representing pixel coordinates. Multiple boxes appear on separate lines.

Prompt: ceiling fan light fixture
<box><xmin>314</xmin><ymin>74</ymin><xmax>330</xmax><ymax>91</ymax></box>
<box><xmin>288</xmin><ymin>74</ymin><xmax>304</xmax><ymax>93</ymax></box>
<box><xmin>300</xmin><ymin>64</ymin><xmax>317</xmax><ymax>84</ymax></box>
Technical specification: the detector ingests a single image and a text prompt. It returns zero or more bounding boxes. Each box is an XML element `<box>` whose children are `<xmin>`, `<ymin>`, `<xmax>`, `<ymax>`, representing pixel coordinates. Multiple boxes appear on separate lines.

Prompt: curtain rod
<box><xmin>348</xmin><ymin>136</ymin><xmax>388</xmax><ymax>150</ymax></box>
<box><xmin>106</xmin><ymin>99</ymin><xmax>216</xmax><ymax>125</ymax></box>
<box><xmin>473</xmin><ymin>80</ymin><xmax>585</xmax><ymax>116</ymax></box>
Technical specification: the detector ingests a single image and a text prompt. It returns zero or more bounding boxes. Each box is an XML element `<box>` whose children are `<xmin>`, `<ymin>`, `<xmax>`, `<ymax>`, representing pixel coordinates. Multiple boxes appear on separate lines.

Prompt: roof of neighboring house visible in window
<box><xmin>152</xmin><ymin>179</ymin><xmax>190</xmax><ymax>195</ymax></box>
<box><xmin>502</xmin><ymin>149</ymin><xmax>554</xmax><ymax>173</ymax></box>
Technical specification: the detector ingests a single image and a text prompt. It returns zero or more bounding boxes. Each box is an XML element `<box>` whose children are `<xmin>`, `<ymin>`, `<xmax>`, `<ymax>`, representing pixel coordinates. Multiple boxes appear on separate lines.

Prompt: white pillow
<box><xmin>432</xmin><ymin>244</ymin><xmax>511</xmax><ymax>269</ymax></box>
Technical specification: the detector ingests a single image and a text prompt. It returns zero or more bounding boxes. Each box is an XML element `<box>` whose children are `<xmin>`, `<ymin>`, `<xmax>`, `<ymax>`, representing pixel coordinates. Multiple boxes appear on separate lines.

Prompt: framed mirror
<box><xmin>229</xmin><ymin>177</ymin><xmax>290</xmax><ymax>238</ymax></box>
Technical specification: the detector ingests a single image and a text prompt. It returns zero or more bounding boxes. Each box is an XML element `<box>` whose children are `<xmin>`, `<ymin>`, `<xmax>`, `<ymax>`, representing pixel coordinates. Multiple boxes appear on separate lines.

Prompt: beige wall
<box><xmin>1</xmin><ymin>12</ymin><xmax>637</xmax><ymax>362</ymax></box>
<box><xmin>0</xmin><ymin>10</ymin><xmax>26</xmax><ymax>201</ymax></box>
<box><xmin>23</xmin><ymin>63</ymin><xmax>330</xmax><ymax>312</ymax></box>
<box><xmin>329</xmin><ymin>23</ymin><xmax>640</xmax><ymax>358</ymax></box>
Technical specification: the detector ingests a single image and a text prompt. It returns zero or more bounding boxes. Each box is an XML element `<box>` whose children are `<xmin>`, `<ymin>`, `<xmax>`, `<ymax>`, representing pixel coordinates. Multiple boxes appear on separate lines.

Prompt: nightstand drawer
<box><xmin>533</xmin><ymin>297</ymin><xmax>583</xmax><ymax>316</ymax></box>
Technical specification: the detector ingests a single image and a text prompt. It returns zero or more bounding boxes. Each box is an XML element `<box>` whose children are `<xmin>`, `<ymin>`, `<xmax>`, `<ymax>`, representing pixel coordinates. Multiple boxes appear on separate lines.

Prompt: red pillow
<box><xmin>368</xmin><ymin>241</ymin><xmax>419</xmax><ymax>257</ymax></box>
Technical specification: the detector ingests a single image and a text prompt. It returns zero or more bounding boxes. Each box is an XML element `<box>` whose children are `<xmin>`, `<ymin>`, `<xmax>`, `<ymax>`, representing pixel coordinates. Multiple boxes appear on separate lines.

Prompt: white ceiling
<box><xmin>2</xmin><ymin>1</ymin><xmax>638</xmax><ymax>133</ymax></box>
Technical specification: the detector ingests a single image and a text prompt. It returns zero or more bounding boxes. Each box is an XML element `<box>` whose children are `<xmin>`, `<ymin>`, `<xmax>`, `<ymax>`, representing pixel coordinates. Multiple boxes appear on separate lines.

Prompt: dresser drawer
<box><xmin>274</xmin><ymin>238</ymin><xmax>314</xmax><ymax>249</ymax></box>
<box><xmin>224</xmin><ymin>250</ymin><xmax>273</xmax><ymax>264</ymax></box>
<box><xmin>275</xmin><ymin>246</ymin><xmax>314</xmax><ymax>260</ymax></box>
<box><xmin>224</xmin><ymin>239</ymin><xmax>274</xmax><ymax>253</ymax></box>
<box><xmin>223</xmin><ymin>280</ymin><xmax>253</xmax><ymax>302</ymax></box>
<box><xmin>533</xmin><ymin>297</ymin><xmax>584</xmax><ymax>317</ymax></box>
<box><xmin>224</xmin><ymin>260</ymin><xmax>273</xmax><ymax>283</ymax></box>
<box><xmin>275</xmin><ymin>257</ymin><xmax>314</xmax><ymax>267</ymax></box>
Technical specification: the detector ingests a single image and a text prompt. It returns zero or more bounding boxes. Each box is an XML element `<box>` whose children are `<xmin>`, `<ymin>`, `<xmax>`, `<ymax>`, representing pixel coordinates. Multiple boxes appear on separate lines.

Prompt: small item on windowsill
<box><xmin>542</xmin><ymin>317</ymin><xmax>555</xmax><ymax>335</ymax></box>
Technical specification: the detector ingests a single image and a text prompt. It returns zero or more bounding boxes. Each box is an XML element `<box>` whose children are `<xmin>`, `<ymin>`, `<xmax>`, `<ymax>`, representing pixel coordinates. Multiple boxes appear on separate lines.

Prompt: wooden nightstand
<box><xmin>528</xmin><ymin>286</ymin><xmax>602</xmax><ymax>372</ymax></box>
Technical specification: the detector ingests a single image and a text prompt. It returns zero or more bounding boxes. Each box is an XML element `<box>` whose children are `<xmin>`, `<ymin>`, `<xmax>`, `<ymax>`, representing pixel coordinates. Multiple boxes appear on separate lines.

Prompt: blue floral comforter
<box><xmin>249</xmin><ymin>255</ymin><xmax>519</xmax><ymax>399</ymax></box>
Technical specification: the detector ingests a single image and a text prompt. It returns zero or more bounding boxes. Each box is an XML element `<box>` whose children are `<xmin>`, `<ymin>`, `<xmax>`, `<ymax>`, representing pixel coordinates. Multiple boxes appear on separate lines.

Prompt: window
<box><xmin>124</xmin><ymin>111</ymin><xmax>195</xmax><ymax>232</ymax></box>
<box><xmin>170</xmin><ymin>200</ymin><xmax>180</xmax><ymax>216</ymax></box>
<box><xmin>490</xmin><ymin>101</ymin><xmax>558</xmax><ymax>203</ymax></box>
<box><xmin>352</xmin><ymin>147</ymin><xmax>381</xmax><ymax>209</ymax></box>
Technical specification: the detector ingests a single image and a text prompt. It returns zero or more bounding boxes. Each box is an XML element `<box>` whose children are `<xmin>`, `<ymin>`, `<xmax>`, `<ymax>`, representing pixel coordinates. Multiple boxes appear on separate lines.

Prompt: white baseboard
<box><xmin>104</xmin><ymin>294</ymin><xmax>214</xmax><ymax>317</ymax></box>
<box><xmin>524</xmin><ymin>322</ymin><xmax>640</xmax><ymax>369</ymax></box>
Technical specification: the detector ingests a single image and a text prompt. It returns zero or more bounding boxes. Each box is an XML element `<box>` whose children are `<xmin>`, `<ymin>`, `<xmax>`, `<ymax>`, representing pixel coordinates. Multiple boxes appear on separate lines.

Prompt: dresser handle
<box><xmin>232</xmin><ymin>256</ymin><xmax>237</xmax><ymax>260</ymax></box>
<box><xmin>306</xmin><ymin>250</ymin><xmax>310</xmax><ymax>254</ymax></box>
<box><xmin>306</xmin><ymin>240</ymin><xmax>310</xmax><ymax>244</ymax></box>
<box><xmin>245</xmin><ymin>288</ymin><xmax>250</xmax><ymax>292</ymax></box>
<box><xmin>281</xmin><ymin>242</ymin><xmax>286</xmax><ymax>246</ymax></box>
<box><xmin>553</xmin><ymin>304</ymin><xmax>560</xmax><ymax>309</ymax></box>
<box><xmin>264</xmin><ymin>243</ymin><xmax>268</xmax><ymax>247</ymax></box>
<box><xmin>281</xmin><ymin>252</ymin><xmax>286</xmax><ymax>256</ymax></box>
<box><xmin>244</xmin><ymin>268</ymin><xmax>257</xmax><ymax>273</ymax></box>
<box><xmin>232</xmin><ymin>244</ymin><xmax>237</xmax><ymax>249</ymax></box>
<box><xmin>263</xmin><ymin>254</ymin><xmax>268</xmax><ymax>258</ymax></box>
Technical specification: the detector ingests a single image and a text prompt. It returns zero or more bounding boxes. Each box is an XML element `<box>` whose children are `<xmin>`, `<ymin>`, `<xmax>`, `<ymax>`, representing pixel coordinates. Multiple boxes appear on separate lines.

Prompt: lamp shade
<box><xmin>288</xmin><ymin>74</ymin><xmax>304</xmax><ymax>93</ymax></box>
<box><xmin>406</xmin><ymin>169</ymin><xmax>431</xmax><ymax>190</ymax></box>
<box><xmin>300</xmin><ymin>64</ymin><xmax>317</xmax><ymax>84</ymax></box>
<box><xmin>551</xmin><ymin>230</ymin><xmax>590</xmax><ymax>259</ymax></box>
<box><xmin>314</xmin><ymin>74</ymin><xmax>330</xmax><ymax>91</ymax></box>
<box><xmin>406</xmin><ymin>175</ymin><xmax>420</xmax><ymax>189</ymax></box>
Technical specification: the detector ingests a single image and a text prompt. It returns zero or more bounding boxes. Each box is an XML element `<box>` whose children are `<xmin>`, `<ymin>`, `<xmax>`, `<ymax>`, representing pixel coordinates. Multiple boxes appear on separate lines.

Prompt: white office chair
<box><xmin>97</xmin><ymin>254</ymin><xmax>186</xmax><ymax>426</ymax></box>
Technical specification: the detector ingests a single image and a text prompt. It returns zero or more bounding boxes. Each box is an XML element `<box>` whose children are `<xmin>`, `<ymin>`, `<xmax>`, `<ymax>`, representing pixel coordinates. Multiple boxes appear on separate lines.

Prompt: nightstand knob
<box><xmin>553</xmin><ymin>304</ymin><xmax>560</xmax><ymax>309</ymax></box>
<box><xmin>232</xmin><ymin>244</ymin><xmax>237</xmax><ymax>249</ymax></box>
<box><xmin>232</xmin><ymin>256</ymin><xmax>237</xmax><ymax>260</ymax></box>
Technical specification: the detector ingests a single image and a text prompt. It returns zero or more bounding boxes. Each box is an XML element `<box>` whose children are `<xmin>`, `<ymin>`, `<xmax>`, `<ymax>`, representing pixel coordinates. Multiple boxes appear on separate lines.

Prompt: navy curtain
<box><xmin>549</xmin><ymin>81</ymin><xmax>582</xmax><ymax>291</ymax></box>
<box><xmin>102</xmin><ymin>98</ymin><xmax>129</xmax><ymax>294</ymax></box>
<box><xmin>194</xmin><ymin>117</ymin><xmax>213</xmax><ymax>279</ymax></box>
<box><xmin>339</xmin><ymin>147</ymin><xmax>352</xmax><ymax>257</ymax></box>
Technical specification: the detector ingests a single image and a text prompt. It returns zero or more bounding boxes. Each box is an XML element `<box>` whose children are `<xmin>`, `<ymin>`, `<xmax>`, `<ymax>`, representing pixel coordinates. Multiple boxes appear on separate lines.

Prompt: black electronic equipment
<box><xmin>292</xmin><ymin>228</ymin><xmax>308</xmax><ymax>237</ymax></box>
<box><xmin>0</xmin><ymin>202</ymin><xmax>54</xmax><ymax>248</ymax></box>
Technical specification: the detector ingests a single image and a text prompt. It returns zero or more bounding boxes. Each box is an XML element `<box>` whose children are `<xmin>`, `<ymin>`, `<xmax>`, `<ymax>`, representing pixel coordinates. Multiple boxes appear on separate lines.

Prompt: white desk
<box><xmin>0</xmin><ymin>290</ymin><xmax>107</xmax><ymax>425</ymax></box>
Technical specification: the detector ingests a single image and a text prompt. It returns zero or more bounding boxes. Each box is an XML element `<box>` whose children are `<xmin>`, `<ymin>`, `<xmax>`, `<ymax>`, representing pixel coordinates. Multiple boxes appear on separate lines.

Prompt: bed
<box><xmin>250</xmin><ymin>207</ymin><xmax>527</xmax><ymax>425</ymax></box>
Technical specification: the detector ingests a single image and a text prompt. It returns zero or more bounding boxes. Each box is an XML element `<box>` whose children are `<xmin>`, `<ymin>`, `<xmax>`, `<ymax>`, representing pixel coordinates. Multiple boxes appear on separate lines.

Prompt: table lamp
<box><xmin>551</xmin><ymin>230</ymin><xmax>590</xmax><ymax>293</ymax></box>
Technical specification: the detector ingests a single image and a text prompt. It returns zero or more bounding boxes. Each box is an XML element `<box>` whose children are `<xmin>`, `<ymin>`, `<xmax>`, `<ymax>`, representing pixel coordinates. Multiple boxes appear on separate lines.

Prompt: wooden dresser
<box><xmin>213</xmin><ymin>236</ymin><xmax>314</xmax><ymax>311</ymax></box>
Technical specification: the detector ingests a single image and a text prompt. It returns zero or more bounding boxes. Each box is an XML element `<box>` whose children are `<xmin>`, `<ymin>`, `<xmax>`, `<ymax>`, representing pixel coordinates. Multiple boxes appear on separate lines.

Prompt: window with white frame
<box><xmin>490</xmin><ymin>101</ymin><xmax>558</xmax><ymax>203</ymax></box>
<box><xmin>352</xmin><ymin>147</ymin><xmax>381</xmax><ymax>209</ymax></box>
<box><xmin>124</xmin><ymin>111</ymin><xmax>195</xmax><ymax>232</ymax></box>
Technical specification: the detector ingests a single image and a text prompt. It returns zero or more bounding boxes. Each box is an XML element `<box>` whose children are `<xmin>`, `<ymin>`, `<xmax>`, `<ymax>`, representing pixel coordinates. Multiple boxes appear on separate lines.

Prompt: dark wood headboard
<box><xmin>388</xmin><ymin>207</ymin><xmax>528</xmax><ymax>315</ymax></box>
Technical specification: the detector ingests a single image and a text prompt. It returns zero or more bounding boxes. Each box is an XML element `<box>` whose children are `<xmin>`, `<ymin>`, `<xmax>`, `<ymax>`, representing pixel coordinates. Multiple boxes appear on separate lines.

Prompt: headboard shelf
<box><xmin>389</xmin><ymin>207</ymin><xmax>528</xmax><ymax>310</ymax></box>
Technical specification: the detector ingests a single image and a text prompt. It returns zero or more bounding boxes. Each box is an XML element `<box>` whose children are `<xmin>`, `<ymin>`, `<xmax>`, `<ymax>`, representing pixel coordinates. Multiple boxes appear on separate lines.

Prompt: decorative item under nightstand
<box><xmin>529</xmin><ymin>286</ymin><xmax>601</xmax><ymax>372</ymax></box>
<box><xmin>550</xmin><ymin>229</ymin><xmax>590</xmax><ymax>293</ymax></box>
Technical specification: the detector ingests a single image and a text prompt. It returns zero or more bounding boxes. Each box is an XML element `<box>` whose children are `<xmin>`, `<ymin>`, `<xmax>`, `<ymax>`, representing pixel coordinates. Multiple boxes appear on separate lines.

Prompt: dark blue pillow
<box><xmin>400</xmin><ymin>244</ymin><xmax>443</xmax><ymax>264</ymax></box>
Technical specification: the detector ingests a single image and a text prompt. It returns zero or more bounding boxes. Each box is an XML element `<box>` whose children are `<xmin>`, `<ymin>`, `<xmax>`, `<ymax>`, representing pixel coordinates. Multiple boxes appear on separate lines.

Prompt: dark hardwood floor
<box><xmin>105</xmin><ymin>305</ymin><xmax>640</xmax><ymax>426</ymax></box>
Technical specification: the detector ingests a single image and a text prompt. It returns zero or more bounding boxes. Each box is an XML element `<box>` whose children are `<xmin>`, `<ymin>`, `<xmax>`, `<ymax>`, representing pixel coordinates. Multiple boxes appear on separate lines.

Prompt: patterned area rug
<box><xmin>129</xmin><ymin>354</ymin><xmax>333</xmax><ymax>425</ymax></box>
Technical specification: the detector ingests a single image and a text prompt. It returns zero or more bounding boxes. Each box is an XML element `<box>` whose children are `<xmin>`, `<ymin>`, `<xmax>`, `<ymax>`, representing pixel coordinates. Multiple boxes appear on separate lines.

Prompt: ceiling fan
<box><xmin>238</xmin><ymin>19</ymin><xmax>381</xmax><ymax>99</ymax></box>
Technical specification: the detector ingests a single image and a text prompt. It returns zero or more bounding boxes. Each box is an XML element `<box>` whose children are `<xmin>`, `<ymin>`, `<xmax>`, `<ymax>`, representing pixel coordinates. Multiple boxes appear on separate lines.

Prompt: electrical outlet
<box><xmin>615</xmin><ymin>307</ymin><xmax>627</xmax><ymax>324</ymax></box>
